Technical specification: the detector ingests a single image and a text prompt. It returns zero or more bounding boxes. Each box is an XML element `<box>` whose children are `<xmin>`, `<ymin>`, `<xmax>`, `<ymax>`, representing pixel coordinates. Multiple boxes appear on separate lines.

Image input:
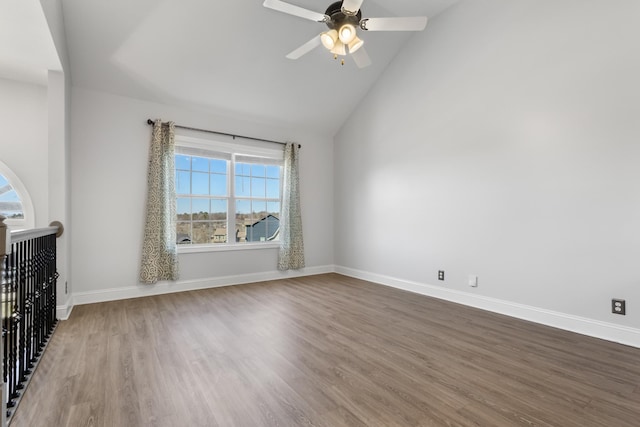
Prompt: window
<box><xmin>175</xmin><ymin>136</ymin><xmax>282</xmax><ymax>248</ymax></box>
<box><xmin>0</xmin><ymin>174</ymin><xmax>24</xmax><ymax>219</ymax></box>
<box><xmin>0</xmin><ymin>160</ymin><xmax>34</xmax><ymax>230</ymax></box>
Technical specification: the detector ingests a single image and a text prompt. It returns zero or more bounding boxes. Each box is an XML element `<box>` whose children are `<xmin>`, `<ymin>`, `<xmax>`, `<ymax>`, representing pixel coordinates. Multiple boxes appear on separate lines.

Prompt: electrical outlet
<box><xmin>438</xmin><ymin>270</ymin><xmax>445</xmax><ymax>281</ymax></box>
<box><xmin>468</xmin><ymin>275</ymin><xmax>478</xmax><ymax>287</ymax></box>
<box><xmin>612</xmin><ymin>299</ymin><xmax>626</xmax><ymax>315</ymax></box>
<box><xmin>65</xmin><ymin>281</ymin><xmax>68</xmax><ymax>294</ymax></box>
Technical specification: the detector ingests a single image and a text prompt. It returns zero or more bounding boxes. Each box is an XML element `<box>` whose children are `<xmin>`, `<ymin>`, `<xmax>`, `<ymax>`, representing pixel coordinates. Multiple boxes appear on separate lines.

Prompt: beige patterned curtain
<box><xmin>140</xmin><ymin>119</ymin><xmax>179</xmax><ymax>283</ymax></box>
<box><xmin>278</xmin><ymin>143</ymin><xmax>305</xmax><ymax>270</ymax></box>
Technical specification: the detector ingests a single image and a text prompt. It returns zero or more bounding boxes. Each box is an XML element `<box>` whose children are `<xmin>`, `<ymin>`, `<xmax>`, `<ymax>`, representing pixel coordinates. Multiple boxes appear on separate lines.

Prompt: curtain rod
<box><xmin>146</xmin><ymin>119</ymin><xmax>300</xmax><ymax>148</ymax></box>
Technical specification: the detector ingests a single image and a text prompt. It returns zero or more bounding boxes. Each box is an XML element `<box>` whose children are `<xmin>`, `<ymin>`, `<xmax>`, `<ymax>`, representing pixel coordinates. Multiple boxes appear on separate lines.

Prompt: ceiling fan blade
<box><xmin>263</xmin><ymin>0</ymin><xmax>327</xmax><ymax>22</ymax></box>
<box><xmin>361</xmin><ymin>16</ymin><xmax>428</xmax><ymax>32</ymax></box>
<box><xmin>351</xmin><ymin>47</ymin><xmax>372</xmax><ymax>69</ymax></box>
<box><xmin>341</xmin><ymin>0</ymin><xmax>364</xmax><ymax>14</ymax></box>
<box><xmin>286</xmin><ymin>35</ymin><xmax>322</xmax><ymax>59</ymax></box>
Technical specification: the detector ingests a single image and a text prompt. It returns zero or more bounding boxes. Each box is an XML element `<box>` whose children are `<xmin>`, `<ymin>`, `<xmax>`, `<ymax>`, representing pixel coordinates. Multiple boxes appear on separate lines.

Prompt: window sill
<box><xmin>178</xmin><ymin>242</ymin><xmax>280</xmax><ymax>254</ymax></box>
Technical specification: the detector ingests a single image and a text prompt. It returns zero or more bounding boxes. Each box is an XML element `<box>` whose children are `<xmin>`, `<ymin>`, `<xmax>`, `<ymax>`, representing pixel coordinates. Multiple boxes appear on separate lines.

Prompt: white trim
<box><xmin>335</xmin><ymin>265</ymin><xmax>640</xmax><ymax>349</ymax></box>
<box><xmin>56</xmin><ymin>302</ymin><xmax>73</xmax><ymax>320</ymax></box>
<box><xmin>71</xmin><ymin>265</ymin><xmax>334</xmax><ymax>307</ymax></box>
<box><xmin>176</xmin><ymin>134</ymin><xmax>283</xmax><ymax>159</ymax></box>
<box><xmin>60</xmin><ymin>264</ymin><xmax>640</xmax><ymax>349</ymax></box>
<box><xmin>178</xmin><ymin>242</ymin><xmax>280</xmax><ymax>253</ymax></box>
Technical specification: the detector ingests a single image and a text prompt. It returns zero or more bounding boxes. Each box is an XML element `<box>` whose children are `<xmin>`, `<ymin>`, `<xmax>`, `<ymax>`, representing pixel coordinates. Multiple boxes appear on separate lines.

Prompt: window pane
<box><xmin>0</xmin><ymin>175</ymin><xmax>23</xmax><ymax>219</ymax></box>
<box><xmin>176</xmin><ymin>155</ymin><xmax>190</xmax><ymax>170</ymax></box>
<box><xmin>265</xmin><ymin>215</ymin><xmax>280</xmax><ymax>241</ymax></box>
<box><xmin>192</xmin><ymin>172</ymin><xmax>209</xmax><ymax>195</ymax></box>
<box><xmin>235</xmin><ymin>163</ymin><xmax>251</xmax><ymax>176</ymax></box>
<box><xmin>192</xmin><ymin>157</ymin><xmax>209</xmax><ymax>172</ymax></box>
<box><xmin>192</xmin><ymin>199</ymin><xmax>209</xmax><ymax>220</ymax></box>
<box><xmin>235</xmin><ymin>176</ymin><xmax>250</xmax><ymax>197</ymax></box>
<box><xmin>176</xmin><ymin>222</ymin><xmax>192</xmax><ymax>244</ymax></box>
<box><xmin>266</xmin><ymin>178</ymin><xmax>279</xmax><ymax>199</ymax></box>
<box><xmin>192</xmin><ymin>222</ymin><xmax>214</xmax><ymax>244</ymax></box>
<box><xmin>211</xmin><ymin>221</ymin><xmax>227</xmax><ymax>243</ymax></box>
<box><xmin>236</xmin><ymin>199</ymin><xmax>251</xmax><ymax>215</ymax></box>
<box><xmin>177</xmin><ymin>198</ymin><xmax>191</xmax><ymax>219</ymax></box>
<box><xmin>252</xmin><ymin>200</ymin><xmax>267</xmax><ymax>218</ymax></box>
<box><xmin>210</xmin><ymin>174</ymin><xmax>227</xmax><ymax>196</ymax></box>
<box><xmin>251</xmin><ymin>164</ymin><xmax>265</xmax><ymax>177</ymax></box>
<box><xmin>236</xmin><ymin>200</ymin><xmax>251</xmax><ymax>243</ymax></box>
<box><xmin>210</xmin><ymin>199</ymin><xmax>227</xmax><ymax>221</ymax></box>
<box><xmin>266</xmin><ymin>165</ymin><xmax>280</xmax><ymax>179</ymax></box>
<box><xmin>210</xmin><ymin>159</ymin><xmax>227</xmax><ymax>174</ymax></box>
<box><xmin>267</xmin><ymin>201</ymin><xmax>280</xmax><ymax>216</ymax></box>
<box><xmin>243</xmin><ymin>216</ymin><xmax>253</xmax><ymax>242</ymax></box>
<box><xmin>267</xmin><ymin>201</ymin><xmax>281</xmax><ymax>241</ymax></box>
<box><xmin>245</xmin><ymin>201</ymin><xmax>273</xmax><ymax>242</ymax></box>
<box><xmin>251</xmin><ymin>177</ymin><xmax>266</xmax><ymax>197</ymax></box>
<box><xmin>176</xmin><ymin>171</ymin><xmax>190</xmax><ymax>194</ymax></box>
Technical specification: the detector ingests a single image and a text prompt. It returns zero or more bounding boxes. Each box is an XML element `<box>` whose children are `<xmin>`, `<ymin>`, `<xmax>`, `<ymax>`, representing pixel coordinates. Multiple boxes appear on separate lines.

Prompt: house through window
<box><xmin>175</xmin><ymin>136</ymin><xmax>282</xmax><ymax>247</ymax></box>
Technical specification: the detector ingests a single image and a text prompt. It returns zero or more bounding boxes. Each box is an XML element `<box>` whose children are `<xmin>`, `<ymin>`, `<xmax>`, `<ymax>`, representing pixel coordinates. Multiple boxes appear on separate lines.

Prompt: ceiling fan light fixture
<box><xmin>264</xmin><ymin>0</ymin><xmax>430</xmax><ymax>67</ymax></box>
<box><xmin>330</xmin><ymin>40</ymin><xmax>346</xmax><ymax>56</ymax></box>
<box><xmin>320</xmin><ymin>29</ymin><xmax>338</xmax><ymax>49</ymax></box>
<box><xmin>348</xmin><ymin>36</ymin><xmax>364</xmax><ymax>53</ymax></box>
<box><xmin>338</xmin><ymin>24</ymin><xmax>356</xmax><ymax>44</ymax></box>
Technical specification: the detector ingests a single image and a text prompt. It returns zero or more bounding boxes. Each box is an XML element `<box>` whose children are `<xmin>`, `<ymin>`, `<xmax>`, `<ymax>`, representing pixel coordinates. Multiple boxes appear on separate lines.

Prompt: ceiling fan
<box><xmin>263</xmin><ymin>0</ymin><xmax>428</xmax><ymax>68</ymax></box>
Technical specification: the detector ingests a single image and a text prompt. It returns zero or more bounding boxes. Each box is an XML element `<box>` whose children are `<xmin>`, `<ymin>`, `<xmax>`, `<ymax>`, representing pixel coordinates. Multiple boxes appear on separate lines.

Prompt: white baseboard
<box><xmin>56</xmin><ymin>303</ymin><xmax>73</xmax><ymax>321</ymax></box>
<box><xmin>335</xmin><ymin>265</ymin><xmax>640</xmax><ymax>349</ymax></box>
<box><xmin>56</xmin><ymin>294</ymin><xmax>74</xmax><ymax>320</ymax></box>
<box><xmin>61</xmin><ymin>264</ymin><xmax>640</xmax><ymax>349</ymax></box>
<box><xmin>70</xmin><ymin>265</ymin><xmax>334</xmax><ymax>307</ymax></box>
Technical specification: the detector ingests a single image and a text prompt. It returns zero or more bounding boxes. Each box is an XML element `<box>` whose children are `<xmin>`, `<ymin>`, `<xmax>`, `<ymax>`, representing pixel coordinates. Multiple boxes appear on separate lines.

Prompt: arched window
<box><xmin>0</xmin><ymin>161</ymin><xmax>34</xmax><ymax>230</ymax></box>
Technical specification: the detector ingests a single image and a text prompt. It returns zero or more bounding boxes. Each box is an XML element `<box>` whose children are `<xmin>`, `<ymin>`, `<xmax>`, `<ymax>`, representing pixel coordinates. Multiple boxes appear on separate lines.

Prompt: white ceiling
<box><xmin>8</xmin><ymin>0</ymin><xmax>459</xmax><ymax>135</ymax></box>
<box><xmin>0</xmin><ymin>0</ymin><xmax>62</xmax><ymax>85</ymax></box>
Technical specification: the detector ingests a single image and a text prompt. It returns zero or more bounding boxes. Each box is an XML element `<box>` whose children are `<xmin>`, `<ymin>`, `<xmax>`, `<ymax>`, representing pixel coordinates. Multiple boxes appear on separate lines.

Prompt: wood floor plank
<box><xmin>9</xmin><ymin>273</ymin><xmax>640</xmax><ymax>426</ymax></box>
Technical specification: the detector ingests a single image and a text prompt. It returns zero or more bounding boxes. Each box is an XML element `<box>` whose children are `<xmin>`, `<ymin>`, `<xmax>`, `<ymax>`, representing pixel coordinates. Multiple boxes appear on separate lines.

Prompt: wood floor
<box><xmin>10</xmin><ymin>273</ymin><xmax>640</xmax><ymax>426</ymax></box>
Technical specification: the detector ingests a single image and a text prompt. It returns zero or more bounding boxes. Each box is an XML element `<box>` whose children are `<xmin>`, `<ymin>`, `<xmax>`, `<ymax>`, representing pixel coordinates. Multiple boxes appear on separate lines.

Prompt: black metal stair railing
<box><xmin>1</xmin><ymin>222</ymin><xmax>59</xmax><ymax>422</ymax></box>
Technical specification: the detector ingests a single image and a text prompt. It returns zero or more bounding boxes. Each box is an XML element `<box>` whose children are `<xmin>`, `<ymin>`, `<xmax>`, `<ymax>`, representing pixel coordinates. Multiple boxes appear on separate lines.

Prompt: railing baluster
<box><xmin>0</xmin><ymin>215</ymin><xmax>7</xmax><ymax>427</ymax></box>
<box><xmin>0</xmin><ymin>217</ymin><xmax>61</xmax><ymax>423</ymax></box>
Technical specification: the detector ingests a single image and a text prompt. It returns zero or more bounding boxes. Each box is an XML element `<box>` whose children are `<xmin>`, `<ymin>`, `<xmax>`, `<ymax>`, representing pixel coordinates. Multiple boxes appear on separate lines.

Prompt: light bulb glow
<box><xmin>320</xmin><ymin>30</ymin><xmax>338</xmax><ymax>50</ymax></box>
<box><xmin>348</xmin><ymin>37</ymin><xmax>364</xmax><ymax>53</ymax></box>
<box><xmin>330</xmin><ymin>40</ymin><xmax>346</xmax><ymax>56</ymax></box>
<box><xmin>338</xmin><ymin>24</ymin><xmax>356</xmax><ymax>44</ymax></box>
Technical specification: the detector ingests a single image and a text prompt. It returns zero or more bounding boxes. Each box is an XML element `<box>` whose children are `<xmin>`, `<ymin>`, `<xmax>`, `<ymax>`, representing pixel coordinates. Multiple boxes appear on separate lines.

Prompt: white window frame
<box><xmin>175</xmin><ymin>134</ymin><xmax>283</xmax><ymax>253</ymax></box>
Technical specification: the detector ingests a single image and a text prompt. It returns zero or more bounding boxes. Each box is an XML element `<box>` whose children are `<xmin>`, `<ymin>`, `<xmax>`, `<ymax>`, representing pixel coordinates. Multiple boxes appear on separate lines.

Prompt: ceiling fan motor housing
<box><xmin>324</xmin><ymin>1</ymin><xmax>362</xmax><ymax>29</ymax></box>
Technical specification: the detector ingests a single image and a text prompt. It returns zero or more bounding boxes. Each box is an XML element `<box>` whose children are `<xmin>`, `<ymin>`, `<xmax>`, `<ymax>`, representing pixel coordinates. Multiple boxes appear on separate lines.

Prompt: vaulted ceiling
<box><xmin>0</xmin><ymin>1</ymin><xmax>61</xmax><ymax>85</ymax></box>
<box><xmin>3</xmin><ymin>1</ymin><xmax>460</xmax><ymax>136</ymax></box>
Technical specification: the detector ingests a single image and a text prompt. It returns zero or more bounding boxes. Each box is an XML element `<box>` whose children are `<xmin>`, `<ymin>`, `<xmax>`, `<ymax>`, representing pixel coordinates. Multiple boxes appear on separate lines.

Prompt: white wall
<box><xmin>0</xmin><ymin>77</ymin><xmax>49</xmax><ymax>227</ymax></box>
<box><xmin>334</xmin><ymin>0</ymin><xmax>640</xmax><ymax>344</ymax></box>
<box><xmin>70</xmin><ymin>87</ymin><xmax>333</xmax><ymax>302</ymax></box>
<box><xmin>41</xmin><ymin>0</ymin><xmax>73</xmax><ymax>313</ymax></box>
